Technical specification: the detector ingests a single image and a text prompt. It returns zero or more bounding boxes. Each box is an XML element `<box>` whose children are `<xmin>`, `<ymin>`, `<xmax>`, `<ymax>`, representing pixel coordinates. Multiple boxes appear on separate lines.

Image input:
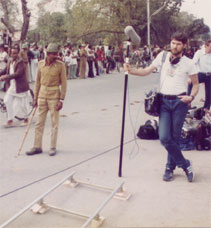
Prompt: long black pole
<box><xmin>118</xmin><ymin>42</ymin><xmax>130</xmax><ymax>177</ymax></box>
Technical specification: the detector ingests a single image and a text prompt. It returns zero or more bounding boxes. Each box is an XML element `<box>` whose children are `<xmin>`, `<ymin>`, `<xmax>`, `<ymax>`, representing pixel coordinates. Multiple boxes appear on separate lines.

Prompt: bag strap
<box><xmin>158</xmin><ymin>51</ymin><xmax>168</xmax><ymax>92</ymax></box>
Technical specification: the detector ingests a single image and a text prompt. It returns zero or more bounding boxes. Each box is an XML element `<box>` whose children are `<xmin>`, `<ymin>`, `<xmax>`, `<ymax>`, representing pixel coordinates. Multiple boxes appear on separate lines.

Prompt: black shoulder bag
<box><xmin>144</xmin><ymin>51</ymin><xmax>168</xmax><ymax>117</ymax></box>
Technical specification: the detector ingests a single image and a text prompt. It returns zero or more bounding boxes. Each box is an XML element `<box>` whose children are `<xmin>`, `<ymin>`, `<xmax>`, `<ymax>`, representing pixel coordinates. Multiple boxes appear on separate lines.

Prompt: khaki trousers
<box><xmin>80</xmin><ymin>58</ymin><xmax>87</xmax><ymax>79</ymax></box>
<box><xmin>34</xmin><ymin>98</ymin><xmax>59</xmax><ymax>149</ymax></box>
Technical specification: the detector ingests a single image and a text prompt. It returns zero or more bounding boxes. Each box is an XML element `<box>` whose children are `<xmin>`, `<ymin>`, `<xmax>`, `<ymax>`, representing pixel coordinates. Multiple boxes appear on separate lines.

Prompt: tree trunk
<box><xmin>20</xmin><ymin>0</ymin><xmax>31</xmax><ymax>42</ymax></box>
<box><xmin>0</xmin><ymin>0</ymin><xmax>16</xmax><ymax>34</ymax></box>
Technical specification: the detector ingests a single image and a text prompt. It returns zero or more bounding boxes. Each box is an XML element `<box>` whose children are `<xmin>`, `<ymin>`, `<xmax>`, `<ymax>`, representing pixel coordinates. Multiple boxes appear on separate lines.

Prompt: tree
<box><xmin>33</xmin><ymin>0</ymin><xmax>210</xmax><ymax>47</ymax></box>
<box><xmin>65</xmin><ymin>0</ymin><xmax>184</xmax><ymax>46</ymax></box>
<box><xmin>20</xmin><ymin>0</ymin><xmax>31</xmax><ymax>41</ymax></box>
<box><xmin>0</xmin><ymin>0</ymin><xmax>31</xmax><ymax>42</ymax></box>
<box><xmin>36</xmin><ymin>12</ymin><xmax>67</xmax><ymax>44</ymax></box>
<box><xmin>0</xmin><ymin>0</ymin><xmax>18</xmax><ymax>34</ymax></box>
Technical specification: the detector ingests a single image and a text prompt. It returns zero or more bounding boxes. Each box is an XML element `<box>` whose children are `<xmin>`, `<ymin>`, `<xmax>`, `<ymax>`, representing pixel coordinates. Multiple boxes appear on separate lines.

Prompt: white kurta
<box><xmin>4</xmin><ymin>62</ymin><xmax>31</xmax><ymax>120</ymax></box>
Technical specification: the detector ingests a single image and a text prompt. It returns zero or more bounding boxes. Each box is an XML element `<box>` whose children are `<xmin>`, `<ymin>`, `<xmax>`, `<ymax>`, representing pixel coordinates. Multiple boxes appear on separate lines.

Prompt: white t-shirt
<box><xmin>192</xmin><ymin>48</ymin><xmax>211</xmax><ymax>73</ymax></box>
<box><xmin>70</xmin><ymin>51</ymin><xmax>78</xmax><ymax>65</ymax></box>
<box><xmin>152</xmin><ymin>51</ymin><xmax>198</xmax><ymax>95</ymax></box>
<box><xmin>64</xmin><ymin>55</ymin><xmax>71</xmax><ymax>66</ymax></box>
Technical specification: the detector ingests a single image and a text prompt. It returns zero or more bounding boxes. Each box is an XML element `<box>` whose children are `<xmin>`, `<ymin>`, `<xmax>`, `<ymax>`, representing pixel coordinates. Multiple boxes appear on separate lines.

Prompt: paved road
<box><xmin>0</xmin><ymin>71</ymin><xmax>210</xmax><ymax>228</ymax></box>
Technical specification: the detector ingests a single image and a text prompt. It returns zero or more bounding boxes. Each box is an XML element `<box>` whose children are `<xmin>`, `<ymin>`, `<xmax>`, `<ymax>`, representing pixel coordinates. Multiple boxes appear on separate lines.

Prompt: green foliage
<box><xmin>36</xmin><ymin>12</ymin><xmax>67</xmax><ymax>44</ymax></box>
<box><xmin>32</xmin><ymin>0</ymin><xmax>210</xmax><ymax>47</ymax></box>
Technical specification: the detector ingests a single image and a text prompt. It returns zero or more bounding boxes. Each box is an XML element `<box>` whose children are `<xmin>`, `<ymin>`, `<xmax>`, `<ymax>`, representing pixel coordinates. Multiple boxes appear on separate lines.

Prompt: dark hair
<box><xmin>171</xmin><ymin>31</ymin><xmax>188</xmax><ymax>44</ymax></box>
<box><xmin>205</xmin><ymin>40</ymin><xmax>211</xmax><ymax>46</ymax></box>
<box><xmin>0</xmin><ymin>44</ymin><xmax>5</xmax><ymax>50</ymax></box>
<box><xmin>11</xmin><ymin>45</ymin><xmax>20</xmax><ymax>53</ymax></box>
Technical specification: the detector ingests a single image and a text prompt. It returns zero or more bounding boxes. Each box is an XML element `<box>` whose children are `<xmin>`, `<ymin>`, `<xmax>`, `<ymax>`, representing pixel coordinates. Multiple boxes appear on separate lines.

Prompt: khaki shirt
<box><xmin>34</xmin><ymin>59</ymin><xmax>67</xmax><ymax>101</ymax></box>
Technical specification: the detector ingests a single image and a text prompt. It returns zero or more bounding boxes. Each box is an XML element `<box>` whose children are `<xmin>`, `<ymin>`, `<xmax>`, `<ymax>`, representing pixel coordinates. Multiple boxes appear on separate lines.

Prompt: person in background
<box><xmin>113</xmin><ymin>45</ymin><xmax>124</xmax><ymax>72</ymax></box>
<box><xmin>96</xmin><ymin>47</ymin><xmax>104</xmax><ymax>74</ymax></box>
<box><xmin>39</xmin><ymin>46</ymin><xmax>45</xmax><ymax>60</ymax></box>
<box><xmin>79</xmin><ymin>44</ymin><xmax>88</xmax><ymax>79</ymax></box>
<box><xmin>30</xmin><ymin>43</ymin><xmax>40</xmax><ymax>82</ymax></box>
<box><xmin>101</xmin><ymin>46</ymin><xmax>106</xmax><ymax>70</ymax></box>
<box><xmin>19</xmin><ymin>43</ymin><xmax>30</xmax><ymax>83</ymax></box>
<box><xmin>106</xmin><ymin>46</ymin><xmax>112</xmax><ymax>74</ymax></box>
<box><xmin>69</xmin><ymin>47</ymin><xmax>78</xmax><ymax>79</ymax></box>
<box><xmin>0</xmin><ymin>44</ymin><xmax>8</xmax><ymax>90</ymax></box>
<box><xmin>188</xmin><ymin>40</ymin><xmax>211</xmax><ymax>111</ymax></box>
<box><xmin>26</xmin><ymin>43</ymin><xmax>67</xmax><ymax>156</ymax></box>
<box><xmin>27</xmin><ymin>43</ymin><xmax>34</xmax><ymax>82</ymax></box>
<box><xmin>64</xmin><ymin>50</ymin><xmax>71</xmax><ymax>79</ymax></box>
<box><xmin>87</xmin><ymin>44</ymin><xmax>95</xmax><ymax>78</ymax></box>
<box><xmin>76</xmin><ymin>45</ymin><xmax>81</xmax><ymax>77</ymax></box>
<box><xmin>94</xmin><ymin>48</ymin><xmax>100</xmax><ymax>76</ymax></box>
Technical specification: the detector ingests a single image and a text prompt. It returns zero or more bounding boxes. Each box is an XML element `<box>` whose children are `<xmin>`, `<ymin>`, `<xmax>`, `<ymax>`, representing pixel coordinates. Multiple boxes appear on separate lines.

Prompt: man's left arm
<box><xmin>189</xmin><ymin>74</ymin><xmax>199</xmax><ymax>98</ymax></box>
<box><xmin>178</xmin><ymin>74</ymin><xmax>199</xmax><ymax>103</ymax></box>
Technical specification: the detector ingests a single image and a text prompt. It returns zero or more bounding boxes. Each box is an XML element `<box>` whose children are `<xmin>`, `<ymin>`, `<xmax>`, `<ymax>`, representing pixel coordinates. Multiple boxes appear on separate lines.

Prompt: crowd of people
<box><xmin>0</xmin><ymin>36</ymin><xmax>210</xmax><ymax>168</ymax></box>
<box><xmin>0</xmin><ymin>42</ymin><xmax>125</xmax><ymax>86</ymax></box>
<box><xmin>0</xmin><ymin>40</ymin><xmax>202</xmax><ymax>88</ymax></box>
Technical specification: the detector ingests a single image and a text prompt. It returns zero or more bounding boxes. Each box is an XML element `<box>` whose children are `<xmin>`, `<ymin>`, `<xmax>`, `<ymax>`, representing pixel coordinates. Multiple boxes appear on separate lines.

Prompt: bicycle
<box><xmin>0</xmin><ymin>89</ymin><xmax>34</xmax><ymax>120</ymax></box>
<box><xmin>0</xmin><ymin>97</ymin><xmax>7</xmax><ymax>113</ymax></box>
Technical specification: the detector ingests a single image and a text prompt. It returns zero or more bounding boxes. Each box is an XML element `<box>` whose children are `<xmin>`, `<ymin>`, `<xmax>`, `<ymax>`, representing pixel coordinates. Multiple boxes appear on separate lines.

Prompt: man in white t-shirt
<box><xmin>69</xmin><ymin>47</ymin><xmax>78</xmax><ymax>79</ymax></box>
<box><xmin>124</xmin><ymin>31</ymin><xmax>199</xmax><ymax>182</ymax></box>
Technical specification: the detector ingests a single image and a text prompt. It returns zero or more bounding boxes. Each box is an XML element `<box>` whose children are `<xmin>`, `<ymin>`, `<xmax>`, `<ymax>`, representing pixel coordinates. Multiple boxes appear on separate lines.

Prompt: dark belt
<box><xmin>201</xmin><ymin>72</ymin><xmax>211</xmax><ymax>76</ymax></box>
<box><xmin>161</xmin><ymin>92</ymin><xmax>186</xmax><ymax>100</ymax></box>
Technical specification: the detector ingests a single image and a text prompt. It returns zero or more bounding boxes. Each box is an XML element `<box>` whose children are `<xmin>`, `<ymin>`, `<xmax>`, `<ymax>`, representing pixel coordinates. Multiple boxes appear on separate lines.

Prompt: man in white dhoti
<box><xmin>0</xmin><ymin>46</ymin><xmax>31</xmax><ymax>128</ymax></box>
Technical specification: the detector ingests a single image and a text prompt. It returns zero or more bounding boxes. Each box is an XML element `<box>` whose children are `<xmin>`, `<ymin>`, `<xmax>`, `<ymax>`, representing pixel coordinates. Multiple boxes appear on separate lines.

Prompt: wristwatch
<box><xmin>190</xmin><ymin>95</ymin><xmax>195</xmax><ymax>101</ymax></box>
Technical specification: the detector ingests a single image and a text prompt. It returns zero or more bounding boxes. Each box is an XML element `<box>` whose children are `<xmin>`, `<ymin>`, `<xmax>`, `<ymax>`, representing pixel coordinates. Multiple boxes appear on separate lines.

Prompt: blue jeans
<box><xmin>159</xmin><ymin>96</ymin><xmax>189</xmax><ymax>171</ymax></box>
<box><xmin>187</xmin><ymin>72</ymin><xmax>211</xmax><ymax>109</ymax></box>
<box><xmin>70</xmin><ymin>64</ymin><xmax>77</xmax><ymax>79</ymax></box>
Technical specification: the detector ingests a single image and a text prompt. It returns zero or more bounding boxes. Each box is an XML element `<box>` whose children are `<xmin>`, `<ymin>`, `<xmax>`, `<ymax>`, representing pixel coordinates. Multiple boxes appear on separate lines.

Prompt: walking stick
<box><xmin>17</xmin><ymin>107</ymin><xmax>37</xmax><ymax>156</ymax></box>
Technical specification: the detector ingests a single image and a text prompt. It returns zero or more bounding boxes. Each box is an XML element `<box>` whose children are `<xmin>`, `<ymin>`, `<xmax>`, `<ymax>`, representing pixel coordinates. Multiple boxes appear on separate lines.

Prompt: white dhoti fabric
<box><xmin>4</xmin><ymin>79</ymin><xmax>31</xmax><ymax>120</ymax></box>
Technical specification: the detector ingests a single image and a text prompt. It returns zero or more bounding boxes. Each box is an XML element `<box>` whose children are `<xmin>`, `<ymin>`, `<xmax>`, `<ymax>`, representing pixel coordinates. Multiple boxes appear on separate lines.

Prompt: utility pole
<box><xmin>147</xmin><ymin>0</ymin><xmax>150</xmax><ymax>47</ymax></box>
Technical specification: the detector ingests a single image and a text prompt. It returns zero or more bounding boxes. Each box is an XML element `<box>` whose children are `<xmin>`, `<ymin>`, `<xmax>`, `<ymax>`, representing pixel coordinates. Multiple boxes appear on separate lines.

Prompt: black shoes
<box><xmin>163</xmin><ymin>160</ymin><xmax>194</xmax><ymax>182</ymax></box>
<box><xmin>184</xmin><ymin>160</ymin><xmax>194</xmax><ymax>182</ymax></box>
<box><xmin>26</xmin><ymin>148</ymin><xmax>57</xmax><ymax>156</ymax></box>
<box><xmin>163</xmin><ymin>169</ymin><xmax>174</xmax><ymax>181</ymax></box>
<box><xmin>26</xmin><ymin>148</ymin><xmax>42</xmax><ymax>156</ymax></box>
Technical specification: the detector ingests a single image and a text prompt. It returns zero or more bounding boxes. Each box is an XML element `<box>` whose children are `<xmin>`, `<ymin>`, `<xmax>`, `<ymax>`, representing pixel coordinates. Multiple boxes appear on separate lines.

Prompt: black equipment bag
<box><xmin>144</xmin><ymin>91</ymin><xmax>161</xmax><ymax>117</ymax></box>
<box><xmin>194</xmin><ymin>107</ymin><xmax>206</xmax><ymax>120</ymax></box>
<box><xmin>137</xmin><ymin>120</ymin><xmax>159</xmax><ymax>140</ymax></box>
<box><xmin>196</xmin><ymin>137</ymin><xmax>211</xmax><ymax>151</ymax></box>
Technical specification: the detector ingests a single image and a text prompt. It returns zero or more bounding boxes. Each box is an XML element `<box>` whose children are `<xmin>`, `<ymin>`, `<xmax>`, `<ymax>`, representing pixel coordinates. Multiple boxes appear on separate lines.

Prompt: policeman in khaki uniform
<box><xmin>26</xmin><ymin>43</ymin><xmax>67</xmax><ymax>156</ymax></box>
